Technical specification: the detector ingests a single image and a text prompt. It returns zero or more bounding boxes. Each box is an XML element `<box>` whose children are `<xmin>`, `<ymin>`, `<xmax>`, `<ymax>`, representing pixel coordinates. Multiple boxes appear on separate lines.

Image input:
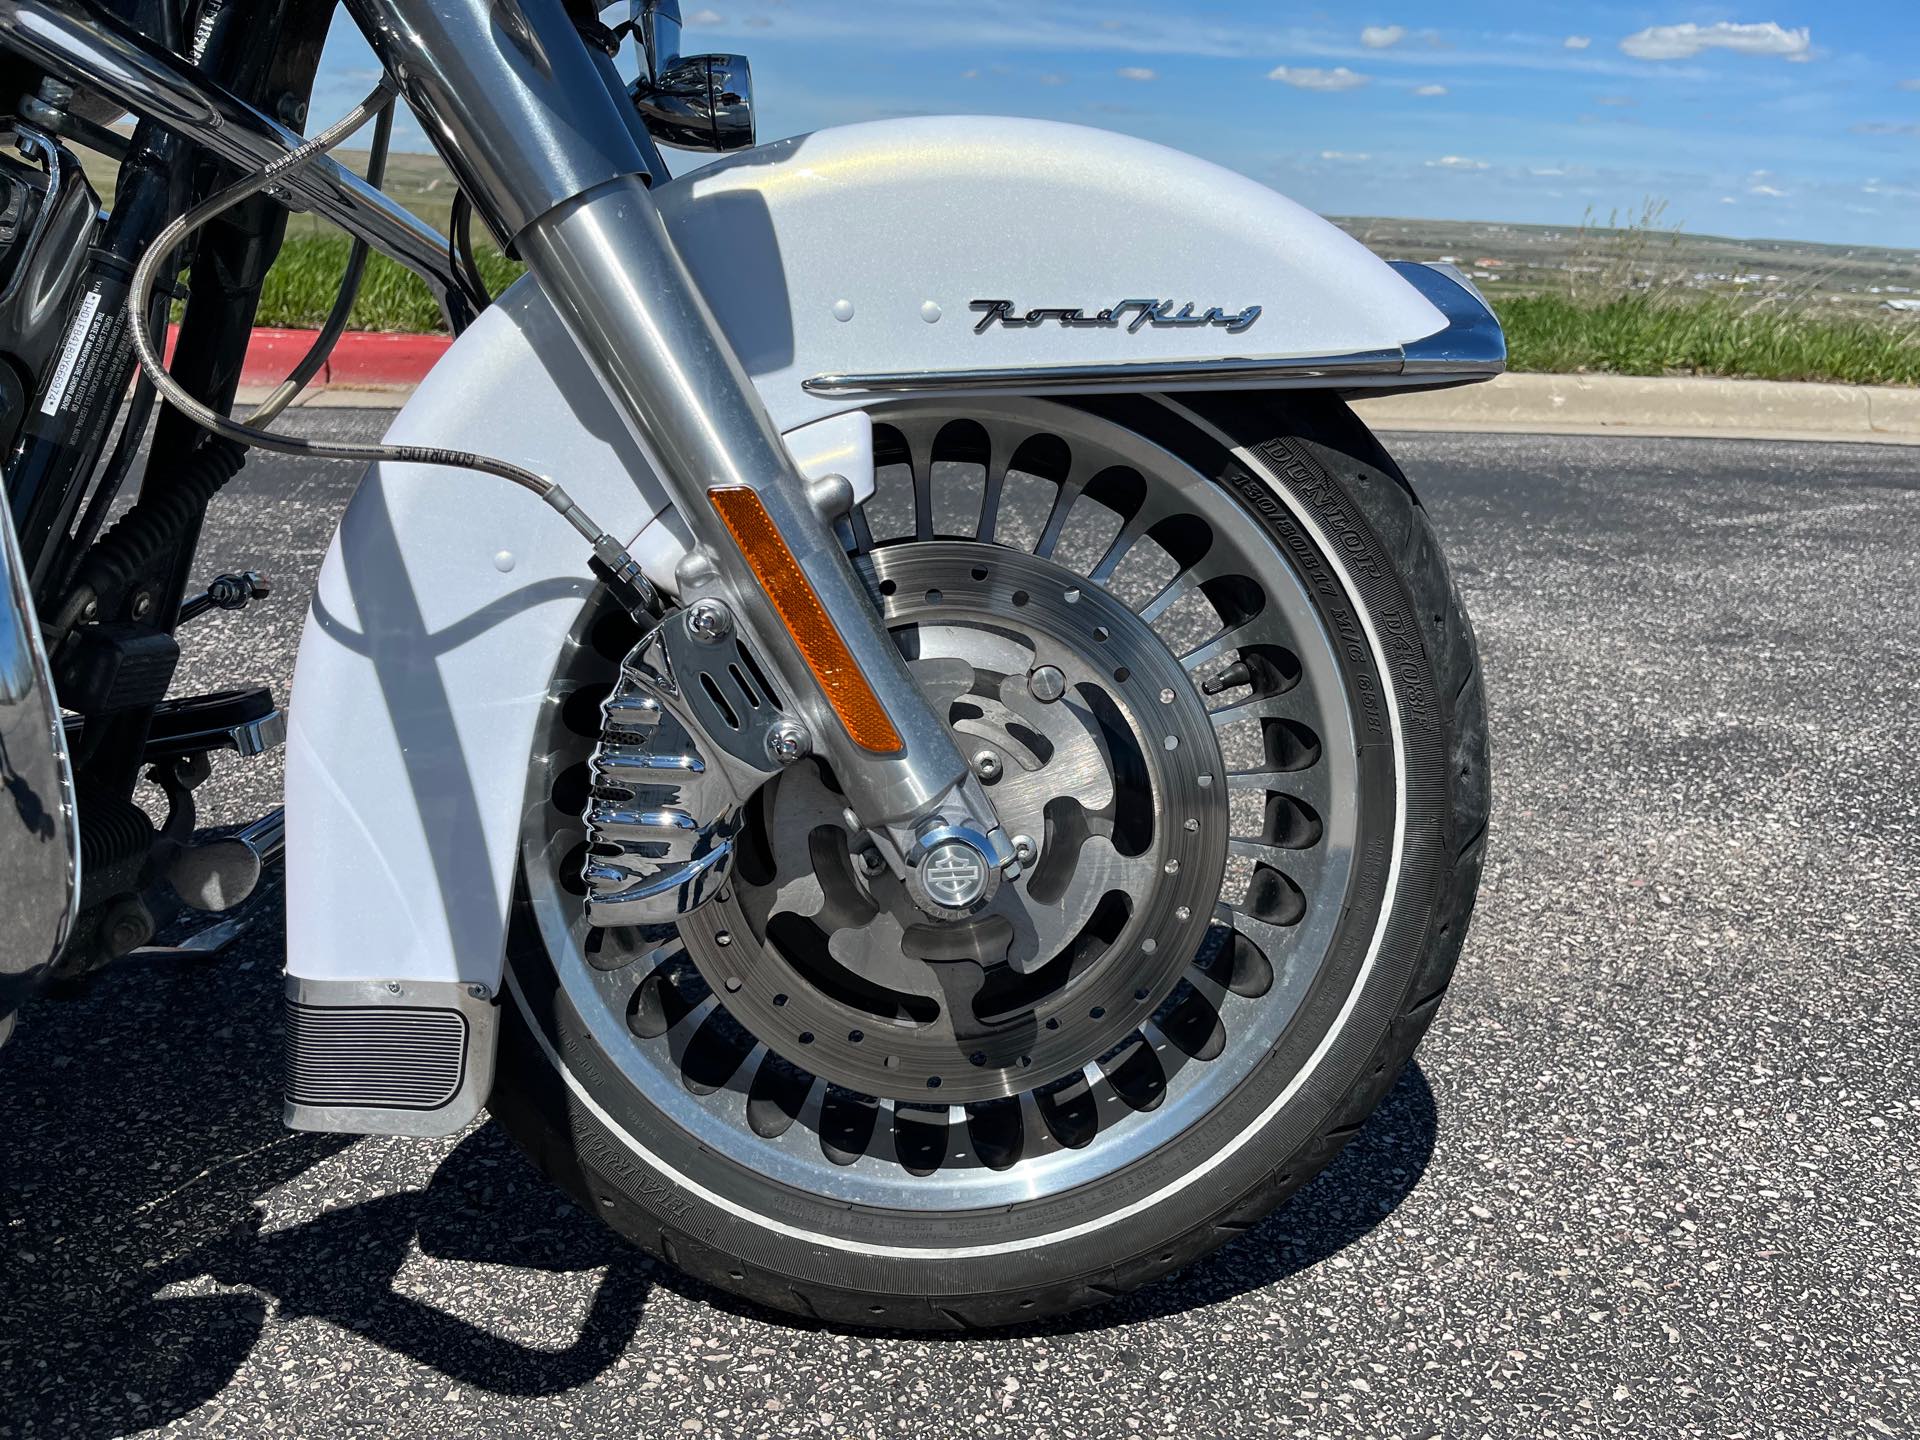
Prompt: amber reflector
<box><xmin>707</xmin><ymin>485</ymin><xmax>903</xmax><ymax>754</ymax></box>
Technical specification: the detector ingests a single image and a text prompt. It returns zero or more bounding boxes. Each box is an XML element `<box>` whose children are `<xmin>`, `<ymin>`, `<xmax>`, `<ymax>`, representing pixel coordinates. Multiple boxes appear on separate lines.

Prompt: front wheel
<box><xmin>490</xmin><ymin>391</ymin><xmax>1489</xmax><ymax>1328</ymax></box>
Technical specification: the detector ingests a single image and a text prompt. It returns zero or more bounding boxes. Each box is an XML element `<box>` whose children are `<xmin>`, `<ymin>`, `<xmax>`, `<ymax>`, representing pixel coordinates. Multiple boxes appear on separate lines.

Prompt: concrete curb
<box><xmin>226</xmin><ymin>328</ymin><xmax>1920</xmax><ymax>444</ymax></box>
<box><xmin>1349</xmin><ymin>372</ymin><xmax>1920</xmax><ymax>446</ymax></box>
<box><xmin>209</xmin><ymin>325</ymin><xmax>451</xmax><ymax>391</ymax></box>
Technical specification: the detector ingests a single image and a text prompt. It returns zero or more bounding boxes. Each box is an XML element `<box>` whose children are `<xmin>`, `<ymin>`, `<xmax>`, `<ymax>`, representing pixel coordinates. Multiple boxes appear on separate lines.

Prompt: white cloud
<box><xmin>1320</xmin><ymin>150</ymin><xmax>1372</xmax><ymax>161</ymax></box>
<box><xmin>1901</xmin><ymin>78</ymin><xmax>1920</xmax><ymax>92</ymax></box>
<box><xmin>1530</xmin><ymin>166</ymin><xmax>1568</xmax><ymax>177</ymax></box>
<box><xmin>1361</xmin><ymin>25</ymin><xmax>1406</xmax><ymax>48</ymax></box>
<box><xmin>960</xmin><ymin>68</ymin><xmax>979</xmax><ymax>79</ymax></box>
<box><xmin>1856</xmin><ymin>122</ymin><xmax>1920</xmax><ymax>137</ymax></box>
<box><xmin>1038</xmin><ymin>72</ymin><xmax>1066</xmax><ymax>85</ymax></box>
<box><xmin>1594</xmin><ymin>95</ymin><xmax>1636</xmax><ymax>107</ymax></box>
<box><xmin>686</xmin><ymin>7</ymin><xmax>723</xmax><ymax>23</ymax></box>
<box><xmin>1268</xmin><ymin>65</ymin><xmax>1370</xmax><ymax>91</ymax></box>
<box><xmin>1413</xmin><ymin>83</ymin><xmax>1449</xmax><ymax>96</ymax></box>
<box><xmin>1564</xmin><ymin>35</ymin><xmax>1592</xmax><ymax>50</ymax></box>
<box><xmin>1117</xmin><ymin>66</ymin><xmax>1156</xmax><ymax>81</ymax></box>
<box><xmin>1620</xmin><ymin>21</ymin><xmax>1811</xmax><ymax>63</ymax></box>
<box><xmin>1720</xmin><ymin>196</ymin><xmax>1738</xmax><ymax>204</ymax></box>
<box><xmin>1427</xmin><ymin>155</ymin><xmax>1490</xmax><ymax>170</ymax></box>
<box><xmin>1748</xmin><ymin>183</ymin><xmax>1789</xmax><ymax>197</ymax></box>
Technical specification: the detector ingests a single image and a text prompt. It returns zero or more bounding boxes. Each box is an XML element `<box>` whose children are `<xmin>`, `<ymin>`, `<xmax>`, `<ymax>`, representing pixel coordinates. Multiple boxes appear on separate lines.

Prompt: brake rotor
<box><xmin>676</xmin><ymin>542</ymin><xmax>1228</xmax><ymax>1104</ymax></box>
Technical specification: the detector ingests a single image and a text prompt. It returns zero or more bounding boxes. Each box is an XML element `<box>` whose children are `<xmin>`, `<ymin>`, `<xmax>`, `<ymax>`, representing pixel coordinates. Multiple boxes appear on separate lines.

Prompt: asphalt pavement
<box><xmin>1</xmin><ymin>416</ymin><xmax>1916</xmax><ymax>1438</ymax></box>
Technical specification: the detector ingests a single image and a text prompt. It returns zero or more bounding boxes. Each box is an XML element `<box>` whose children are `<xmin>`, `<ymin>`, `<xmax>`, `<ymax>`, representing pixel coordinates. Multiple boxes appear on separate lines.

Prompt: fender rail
<box><xmin>801</xmin><ymin>262</ymin><xmax>1505</xmax><ymax>398</ymax></box>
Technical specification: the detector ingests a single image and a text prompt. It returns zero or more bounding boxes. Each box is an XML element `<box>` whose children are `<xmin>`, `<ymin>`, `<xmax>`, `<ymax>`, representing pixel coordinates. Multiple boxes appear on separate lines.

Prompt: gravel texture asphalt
<box><xmin>1</xmin><ymin>416</ymin><xmax>1916</xmax><ymax>1438</ymax></box>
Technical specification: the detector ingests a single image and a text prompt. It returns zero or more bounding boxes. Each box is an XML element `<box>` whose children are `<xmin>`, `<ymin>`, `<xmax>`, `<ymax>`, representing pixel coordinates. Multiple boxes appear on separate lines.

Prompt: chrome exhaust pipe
<box><xmin>169</xmin><ymin>806</ymin><xmax>284</xmax><ymax>913</ymax></box>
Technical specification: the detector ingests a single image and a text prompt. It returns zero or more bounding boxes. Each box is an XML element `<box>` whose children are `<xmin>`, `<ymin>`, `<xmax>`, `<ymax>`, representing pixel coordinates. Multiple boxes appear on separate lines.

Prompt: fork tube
<box><xmin>343</xmin><ymin>0</ymin><xmax>976</xmax><ymax>831</ymax></box>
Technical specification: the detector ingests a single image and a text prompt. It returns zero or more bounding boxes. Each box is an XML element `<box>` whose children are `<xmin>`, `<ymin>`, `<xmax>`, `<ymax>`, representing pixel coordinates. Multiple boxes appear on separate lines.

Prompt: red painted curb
<box><xmin>170</xmin><ymin>325</ymin><xmax>452</xmax><ymax>390</ymax></box>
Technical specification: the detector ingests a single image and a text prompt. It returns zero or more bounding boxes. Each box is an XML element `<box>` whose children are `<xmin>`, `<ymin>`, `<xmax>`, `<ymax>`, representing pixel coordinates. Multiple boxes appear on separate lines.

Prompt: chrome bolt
<box><xmin>716</xmin><ymin>929</ymin><xmax>733</xmax><ymax>947</ymax></box>
<box><xmin>1175</xmin><ymin>906</ymin><xmax>1191</xmax><ymax>923</ymax></box>
<box><xmin>467</xmin><ymin>983</ymin><xmax>490</xmax><ymax>1000</ymax></box>
<box><xmin>1027</xmin><ymin>665</ymin><xmax>1066</xmax><ymax>704</ymax></box>
<box><xmin>130</xmin><ymin>591</ymin><xmax>154</xmax><ymax>620</ymax></box>
<box><xmin>1012</xmin><ymin>833</ymin><xmax>1038</xmax><ymax>866</ymax></box>
<box><xmin>972</xmin><ymin>748</ymin><xmax>1003</xmax><ymax>782</ymax></box>
<box><xmin>767</xmin><ymin>723</ymin><xmax>811</xmax><ymax>765</ymax></box>
<box><xmin>857</xmin><ymin>846</ymin><xmax>887</xmax><ymax>877</ymax></box>
<box><xmin>686</xmin><ymin>598</ymin><xmax>733</xmax><ymax>644</ymax></box>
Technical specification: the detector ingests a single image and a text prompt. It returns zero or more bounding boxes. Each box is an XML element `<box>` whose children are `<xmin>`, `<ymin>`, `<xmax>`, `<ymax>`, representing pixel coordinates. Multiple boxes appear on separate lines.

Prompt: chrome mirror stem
<box><xmin>632</xmin><ymin>0</ymin><xmax>682</xmax><ymax>84</ymax></box>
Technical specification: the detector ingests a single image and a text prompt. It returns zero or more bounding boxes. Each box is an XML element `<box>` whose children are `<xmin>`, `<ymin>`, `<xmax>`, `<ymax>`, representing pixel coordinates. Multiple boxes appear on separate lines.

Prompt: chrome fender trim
<box><xmin>802</xmin><ymin>264</ymin><xmax>1505</xmax><ymax>398</ymax></box>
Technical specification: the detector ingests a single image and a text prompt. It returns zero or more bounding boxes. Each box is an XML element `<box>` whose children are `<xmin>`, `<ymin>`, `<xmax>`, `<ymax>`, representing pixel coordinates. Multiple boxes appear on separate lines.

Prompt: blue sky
<box><xmin>312</xmin><ymin>2</ymin><xmax>1920</xmax><ymax>248</ymax></box>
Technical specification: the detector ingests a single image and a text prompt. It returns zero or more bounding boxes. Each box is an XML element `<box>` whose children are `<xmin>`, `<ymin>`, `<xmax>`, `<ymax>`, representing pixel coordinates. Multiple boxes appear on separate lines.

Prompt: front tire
<box><xmin>489</xmin><ymin>391</ymin><xmax>1490</xmax><ymax>1328</ymax></box>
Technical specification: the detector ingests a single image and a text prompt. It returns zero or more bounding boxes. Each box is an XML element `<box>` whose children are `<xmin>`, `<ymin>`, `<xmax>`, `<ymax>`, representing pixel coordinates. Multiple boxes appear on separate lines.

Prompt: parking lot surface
<box><xmin>3</xmin><ymin>422</ymin><xmax>1915</xmax><ymax>1437</ymax></box>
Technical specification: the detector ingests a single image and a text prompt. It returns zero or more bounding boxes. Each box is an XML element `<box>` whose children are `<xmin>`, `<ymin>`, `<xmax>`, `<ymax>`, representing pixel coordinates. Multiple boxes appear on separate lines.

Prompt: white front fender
<box><xmin>282</xmin><ymin>116</ymin><xmax>1493</xmax><ymax>1133</ymax></box>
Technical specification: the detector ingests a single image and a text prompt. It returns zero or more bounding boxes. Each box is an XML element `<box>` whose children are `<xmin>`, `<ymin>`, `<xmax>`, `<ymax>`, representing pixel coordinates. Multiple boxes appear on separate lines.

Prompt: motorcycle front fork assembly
<box><xmin>343</xmin><ymin>0</ymin><xmax>1016</xmax><ymax>923</ymax></box>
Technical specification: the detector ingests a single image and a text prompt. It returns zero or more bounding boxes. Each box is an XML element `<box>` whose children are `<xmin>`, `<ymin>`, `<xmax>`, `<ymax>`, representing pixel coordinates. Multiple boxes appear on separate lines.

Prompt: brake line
<box><xmin>245</xmin><ymin>93</ymin><xmax>393</xmax><ymax>426</ymax></box>
<box><xmin>122</xmin><ymin>81</ymin><xmax>654</xmax><ymax>603</ymax></box>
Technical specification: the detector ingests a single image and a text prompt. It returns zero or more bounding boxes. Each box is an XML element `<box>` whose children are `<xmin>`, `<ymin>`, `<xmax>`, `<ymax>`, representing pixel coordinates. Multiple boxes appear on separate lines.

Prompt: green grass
<box><xmin>252</xmin><ymin>232</ymin><xmax>524</xmax><ymax>333</ymax></box>
<box><xmin>1495</xmin><ymin>292</ymin><xmax>1920</xmax><ymax>388</ymax></box>
<box><xmin>246</xmin><ymin>234</ymin><xmax>1920</xmax><ymax>388</ymax></box>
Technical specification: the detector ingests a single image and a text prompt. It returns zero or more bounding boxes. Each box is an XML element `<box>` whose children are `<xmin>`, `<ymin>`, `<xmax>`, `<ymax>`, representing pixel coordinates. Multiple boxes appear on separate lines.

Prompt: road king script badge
<box><xmin>969</xmin><ymin>298</ymin><xmax>1262</xmax><ymax>336</ymax></box>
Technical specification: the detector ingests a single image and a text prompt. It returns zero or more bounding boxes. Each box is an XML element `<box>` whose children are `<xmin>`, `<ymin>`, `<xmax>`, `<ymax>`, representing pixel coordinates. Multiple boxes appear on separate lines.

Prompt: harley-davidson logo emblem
<box><xmin>969</xmin><ymin>298</ymin><xmax>1262</xmax><ymax>336</ymax></box>
<box><xmin>923</xmin><ymin>841</ymin><xmax>988</xmax><ymax>907</ymax></box>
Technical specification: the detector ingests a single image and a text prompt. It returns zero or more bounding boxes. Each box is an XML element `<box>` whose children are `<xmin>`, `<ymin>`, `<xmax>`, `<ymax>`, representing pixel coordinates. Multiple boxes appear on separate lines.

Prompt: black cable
<box><xmin>450</xmin><ymin>188</ymin><xmax>491</xmax><ymax>306</ymax></box>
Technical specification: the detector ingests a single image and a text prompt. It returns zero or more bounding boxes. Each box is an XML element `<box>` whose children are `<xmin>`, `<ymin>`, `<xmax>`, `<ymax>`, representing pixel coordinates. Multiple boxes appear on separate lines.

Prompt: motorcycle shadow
<box><xmin>0</xmin><ymin>878</ymin><xmax>1433</xmax><ymax>1436</ymax></box>
<box><xmin>0</xmin><ymin>895</ymin><xmax>654</xmax><ymax>1438</ymax></box>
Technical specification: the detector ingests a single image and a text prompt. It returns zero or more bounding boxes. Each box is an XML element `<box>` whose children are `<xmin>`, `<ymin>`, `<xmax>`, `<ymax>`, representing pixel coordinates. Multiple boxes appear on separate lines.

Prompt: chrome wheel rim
<box><xmin>523</xmin><ymin>397</ymin><xmax>1361</xmax><ymax>1210</ymax></box>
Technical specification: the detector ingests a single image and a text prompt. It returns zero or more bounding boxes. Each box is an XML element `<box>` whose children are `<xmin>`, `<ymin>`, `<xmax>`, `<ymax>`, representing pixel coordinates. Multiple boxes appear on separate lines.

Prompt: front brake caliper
<box><xmin>582</xmin><ymin>606</ymin><xmax>793</xmax><ymax>927</ymax></box>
